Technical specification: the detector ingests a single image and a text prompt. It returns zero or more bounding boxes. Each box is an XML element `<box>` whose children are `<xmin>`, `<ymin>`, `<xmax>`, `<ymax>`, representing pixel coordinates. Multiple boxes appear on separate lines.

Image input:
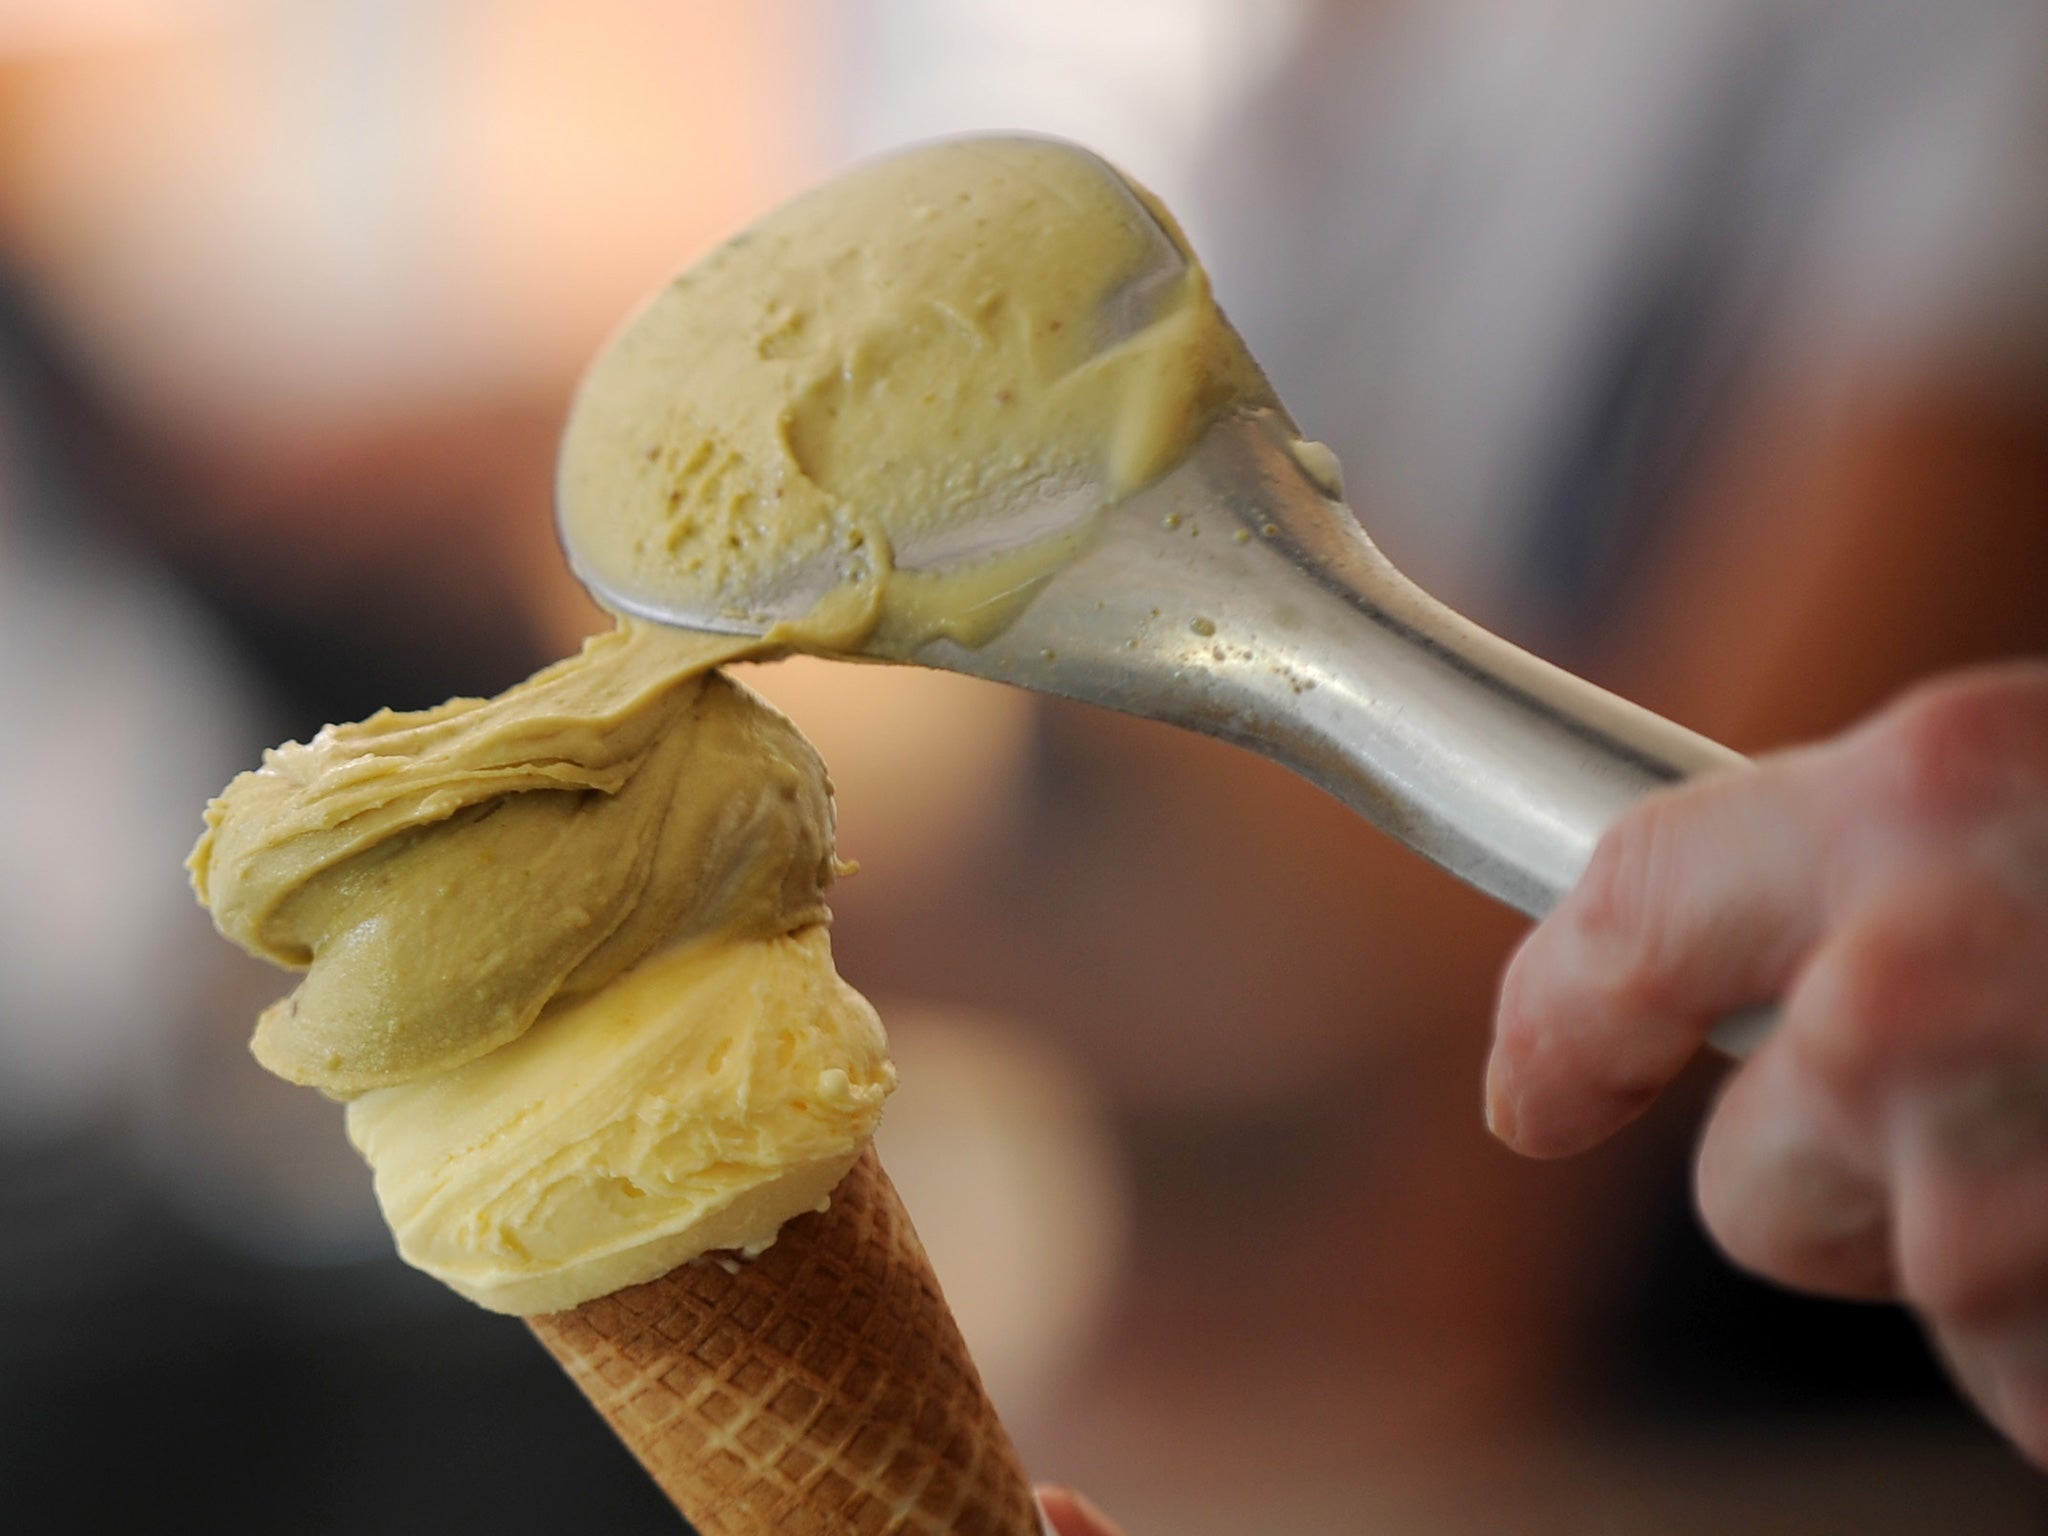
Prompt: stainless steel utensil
<box><xmin>559</xmin><ymin>142</ymin><xmax>1772</xmax><ymax>1058</ymax></box>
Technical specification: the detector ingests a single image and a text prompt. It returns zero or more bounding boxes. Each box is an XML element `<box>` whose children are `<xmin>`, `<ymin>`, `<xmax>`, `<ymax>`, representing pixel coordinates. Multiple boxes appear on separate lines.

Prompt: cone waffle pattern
<box><xmin>528</xmin><ymin>1146</ymin><xmax>1038</xmax><ymax>1535</ymax></box>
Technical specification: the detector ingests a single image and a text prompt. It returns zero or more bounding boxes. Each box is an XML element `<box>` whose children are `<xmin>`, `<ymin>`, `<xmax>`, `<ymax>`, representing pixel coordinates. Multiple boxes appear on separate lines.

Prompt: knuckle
<box><xmin>1881</xmin><ymin>692</ymin><xmax>1991</xmax><ymax>826</ymax></box>
<box><xmin>1870</xmin><ymin>673</ymin><xmax>2043</xmax><ymax>830</ymax></box>
<box><xmin>1574</xmin><ymin>797</ymin><xmax>1690</xmax><ymax>1018</ymax></box>
<box><xmin>1790</xmin><ymin>900</ymin><xmax>1949</xmax><ymax>1095</ymax></box>
<box><xmin>1571</xmin><ymin>817</ymin><xmax>1645</xmax><ymax>946</ymax></box>
<box><xmin>1794</xmin><ymin>977</ymin><xmax>1900</xmax><ymax>1107</ymax></box>
<box><xmin>1791</xmin><ymin>865</ymin><xmax>2028</xmax><ymax>1094</ymax></box>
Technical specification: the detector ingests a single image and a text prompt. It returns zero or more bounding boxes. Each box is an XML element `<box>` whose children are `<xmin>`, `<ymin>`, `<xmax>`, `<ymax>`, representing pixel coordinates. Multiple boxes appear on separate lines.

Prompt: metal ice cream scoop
<box><xmin>558</xmin><ymin>141</ymin><xmax>1771</xmax><ymax>1058</ymax></box>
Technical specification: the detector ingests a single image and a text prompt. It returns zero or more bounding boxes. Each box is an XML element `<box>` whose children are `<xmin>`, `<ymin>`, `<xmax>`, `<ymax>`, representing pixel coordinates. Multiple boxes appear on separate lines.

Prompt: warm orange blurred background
<box><xmin>2</xmin><ymin>2</ymin><xmax>2045</xmax><ymax>1532</ymax></box>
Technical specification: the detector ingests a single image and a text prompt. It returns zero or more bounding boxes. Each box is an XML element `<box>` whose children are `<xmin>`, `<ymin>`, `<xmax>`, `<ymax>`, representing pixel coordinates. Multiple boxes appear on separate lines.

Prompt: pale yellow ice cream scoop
<box><xmin>191</xmin><ymin>621</ymin><xmax>892</xmax><ymax>1311</ymax></box>
<box><xmin>557</xmin><ymin>132</ymin><xmax>1274</xmax><ymax>653</ymax></box>
<box><xmin>346</xmin><ymin>927</ymin><xmax>890</xmax><ymax>1314</ymax></box>
<box><xmin>194</xmin><ymin>623</ymin><xmax>829</xmax><ymax>1094</ymax></box>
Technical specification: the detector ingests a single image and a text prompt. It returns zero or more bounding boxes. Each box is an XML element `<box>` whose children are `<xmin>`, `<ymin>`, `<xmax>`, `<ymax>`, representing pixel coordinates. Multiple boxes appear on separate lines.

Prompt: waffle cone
<box><xmin>528</xmin><ymin>1145</ymin><xmax>1040</xmax><ymax>1535</ymax></box>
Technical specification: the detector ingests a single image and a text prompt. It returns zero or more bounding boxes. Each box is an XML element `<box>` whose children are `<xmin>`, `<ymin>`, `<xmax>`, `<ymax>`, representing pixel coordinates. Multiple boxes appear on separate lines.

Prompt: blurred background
<box><xmin>3</xmin><ymin>0</ymin><xmax>2047</xmax><ymax>1531</ymax></box>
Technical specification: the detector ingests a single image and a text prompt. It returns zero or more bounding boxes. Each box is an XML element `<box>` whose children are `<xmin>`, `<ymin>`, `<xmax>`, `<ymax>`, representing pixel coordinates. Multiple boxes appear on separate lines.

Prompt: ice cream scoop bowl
<box><xmin>557</xmin><ymin>135</ymin><xmax>1769</xmax><ymax>1056</ymax></box>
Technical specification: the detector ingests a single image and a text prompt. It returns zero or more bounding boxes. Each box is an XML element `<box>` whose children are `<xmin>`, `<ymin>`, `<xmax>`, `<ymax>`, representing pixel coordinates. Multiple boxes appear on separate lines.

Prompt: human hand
<box><xmin>1487</xmin><ymin>663</ymin><xmax>2048</xmax><ymax>1466</ymax></box>
<box><xmin>1038</xmin><ymin>1485</ymin><xmax>1127</xmax><ymax>1536</ymax></box>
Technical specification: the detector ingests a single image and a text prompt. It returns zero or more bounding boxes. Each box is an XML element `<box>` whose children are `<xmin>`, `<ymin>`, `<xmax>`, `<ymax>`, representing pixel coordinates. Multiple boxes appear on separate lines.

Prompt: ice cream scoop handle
<box><xmin>1251</xmin><ymin>560</ymin><xmax>1776</xmax><ymax>1061</ymax></box>
<box><xmin>914</xmin><ymin>413</ymin><xmax>1774</xmax><ymax>1058</ymax></box>
<box><xmin>1183</xmin><ymin>552</ymin><xmax>1773</xmax><ymax>1060</ymax></box>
